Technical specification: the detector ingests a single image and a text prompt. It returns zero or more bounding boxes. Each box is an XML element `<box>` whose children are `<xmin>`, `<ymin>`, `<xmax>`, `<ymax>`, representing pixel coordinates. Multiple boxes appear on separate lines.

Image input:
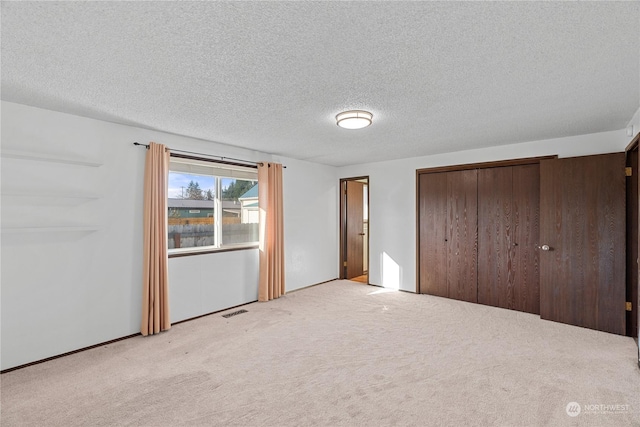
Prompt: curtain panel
<box><xmin>258</xmin><ymin>162</ymin><xmax>285</xmax><ymax>301</ymax></box>
<box><xmin>141</xmin><ymin>142</ymin><xmax>171</xmax><ymax>335</ymax></box>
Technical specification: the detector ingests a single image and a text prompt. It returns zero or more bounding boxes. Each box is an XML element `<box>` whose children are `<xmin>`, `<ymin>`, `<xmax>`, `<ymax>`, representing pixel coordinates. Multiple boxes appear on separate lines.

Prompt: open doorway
<box><xmin>340</xmin><ymin>177</ymin><xmax>369</xmax><ymax>283</ymax></box>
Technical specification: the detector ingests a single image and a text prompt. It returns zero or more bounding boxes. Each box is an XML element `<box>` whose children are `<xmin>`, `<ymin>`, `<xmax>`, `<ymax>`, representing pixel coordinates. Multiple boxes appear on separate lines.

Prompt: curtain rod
<box><xmin>133</xmin><ymin>142</ymin><xmax>286</xmax><ymax>168</ymax></box>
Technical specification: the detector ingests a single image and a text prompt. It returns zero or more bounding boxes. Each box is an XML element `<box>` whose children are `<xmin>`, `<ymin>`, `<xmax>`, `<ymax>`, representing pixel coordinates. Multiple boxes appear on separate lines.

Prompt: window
<box><xmin>168</xmin><ymin>156</ymin><xmax>258</xmax><ymax>254</ymax></box>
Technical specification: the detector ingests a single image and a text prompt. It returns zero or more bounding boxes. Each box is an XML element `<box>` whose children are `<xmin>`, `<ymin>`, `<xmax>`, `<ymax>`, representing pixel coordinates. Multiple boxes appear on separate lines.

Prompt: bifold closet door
<box><xmin>511</xmin><ymin>164</ymin><xmax>540</xmax><ymax>314</ymax></box>
<box><xmin>540</xmin><ymin>153</ymin><xmax>626</xmax><ymax>335</ymax></box>
<box><xmin>418</xmin><ymin>172</ymin><xmax>448</xmax><ymax>297</ymax></box>
<box><xmin>418</xmin><ymin>169</ymin><xmax>477</xmax><ymax>302</ymax></box>
<box><xmin>446</xmin><ymin>169</ymin><xmax>478</xmax><ymax>303</ymax></box>
<box><xmin>477</xmin><ymin>167</ymin><xmax>512</xmax><ymax>309</ymax></box>
<box><xmin>478</xmin><ymin>165</ymin><xmax>540</xmax><ymax>314</ymax></box>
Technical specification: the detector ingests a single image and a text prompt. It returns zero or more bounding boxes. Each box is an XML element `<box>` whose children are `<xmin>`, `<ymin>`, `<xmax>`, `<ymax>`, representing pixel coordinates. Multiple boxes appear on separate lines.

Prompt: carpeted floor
<box><xmin>1</xmin><ymin>280</ymin><xmax>639</xmax><ymax>426</ymax></box>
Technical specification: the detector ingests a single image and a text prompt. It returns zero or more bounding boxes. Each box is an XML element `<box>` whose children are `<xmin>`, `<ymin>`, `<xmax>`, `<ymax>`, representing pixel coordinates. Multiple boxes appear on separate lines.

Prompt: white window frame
<box><xmin>168</xmin><ymin>155</ymin><xmax>259</xmax><ymax>256</ymax></box>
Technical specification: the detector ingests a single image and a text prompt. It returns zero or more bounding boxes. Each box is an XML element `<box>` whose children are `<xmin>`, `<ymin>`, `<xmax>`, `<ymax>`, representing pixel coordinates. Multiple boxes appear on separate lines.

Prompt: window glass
<box><xmin>168</xmin><ymin>158</ymin><xmax>258</xmax><ymax>253</ymax></box>
<box><xmin>220</xmin><ymin>178</ymin><xmax>259</xmax><ymax>245</ymax></box>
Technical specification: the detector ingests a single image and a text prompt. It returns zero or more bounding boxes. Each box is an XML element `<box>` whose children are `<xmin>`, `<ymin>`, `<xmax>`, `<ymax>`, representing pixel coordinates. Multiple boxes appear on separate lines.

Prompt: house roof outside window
<box><xmin>238</xmin><ymin>185</ymin><xmax>258</xmax><ymax>200</ymax></box>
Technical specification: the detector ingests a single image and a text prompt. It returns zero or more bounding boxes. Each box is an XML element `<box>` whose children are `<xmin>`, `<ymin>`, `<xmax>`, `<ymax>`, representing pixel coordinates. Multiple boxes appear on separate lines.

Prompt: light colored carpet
<box><xmin>1</xmin><ymin>280</ymin><xmax>639</xmax><ymax>426</ymax></box>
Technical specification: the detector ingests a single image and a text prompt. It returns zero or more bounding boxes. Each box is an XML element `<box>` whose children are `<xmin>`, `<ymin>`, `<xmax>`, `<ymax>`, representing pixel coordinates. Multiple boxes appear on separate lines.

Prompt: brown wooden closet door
<box><xmin>540</xmin><ymin>153</ymin><xmax>626</xmax><ymax>335</ymax></box>
<box><xmin>419</xmin><ymin>172</ymin><xmax>448</xmax><ymax>297</ymax></box>
<box><xmin>511</xmin><ymin>164</ymin><xmax>540</xmax><ymax>314</ymax></box>
<box><xmin>447</xmin><ymin>169</ymin><xmax>478</xmax><ymax>303</ymax></box>
<box><xmin>478</xmin><ymin>165</ymin><xmax>539</xmax><ymax>313</ymax></box>
<box><xmin>478</xmin><ymin>167</ymin><xmax>512</xmax><ymax>309</ymax></box>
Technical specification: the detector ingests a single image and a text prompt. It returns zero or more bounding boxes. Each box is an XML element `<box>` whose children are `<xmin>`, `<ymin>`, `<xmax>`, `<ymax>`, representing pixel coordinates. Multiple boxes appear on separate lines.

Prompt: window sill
<box><xmin>168</xmin><ymin>244</ymin><xmax>259</xmax><ymax>258</ymax></box>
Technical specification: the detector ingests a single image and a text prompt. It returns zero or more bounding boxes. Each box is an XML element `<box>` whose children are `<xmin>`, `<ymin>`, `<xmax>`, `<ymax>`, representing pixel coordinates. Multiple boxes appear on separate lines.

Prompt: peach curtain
<box><xmin>141</xmin><ymin>142</ymin><xmax>171</xmax><ymax>336</ymax></box>
<box><xmin>258</xmin><ymin>162</ymin><xmax>285</xmax><ymax>301</ymax></box>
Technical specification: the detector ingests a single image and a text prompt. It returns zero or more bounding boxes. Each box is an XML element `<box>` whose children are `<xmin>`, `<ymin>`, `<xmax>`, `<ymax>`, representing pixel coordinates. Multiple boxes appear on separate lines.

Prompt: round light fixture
<box><xmin>336</xmin><ymin>110</ymin><xmax>373</xmax><ymax>130</ymax></box>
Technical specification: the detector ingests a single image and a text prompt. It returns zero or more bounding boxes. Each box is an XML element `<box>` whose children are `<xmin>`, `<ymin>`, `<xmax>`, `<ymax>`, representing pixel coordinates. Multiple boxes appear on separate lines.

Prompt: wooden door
<box><xmin>345</xmin><ymin>180</ymin><xmax>364</xmax><ymax>279</ymax></box>
<box><xmin>626</xmin><ymin>145</ymin><xmax>638</xmax><ymax>337</ymax></box>
<box><xmin>540</xmin><ymin>153</ymin><xmax>626</xmax><ymax>335</ymax></box>
<box><xmin>478</xmin><ymin>165</ymin><xmax>539</xmax><ymax>313</ymax></box>
<box><xmin>446</xmin><ymin>169</ymin><xmax>478</xmax><ymax>303</ymax></box>
<box><xmin>511</xmin><ymin>164</ymin><xmax>540</xmax><ymax>314</ymax></box>
<box><xmin>419</xmin><ymin>172</ymin><xmax>448</xmax><ymax>297</ymax></box>
<box><xmin>478</xmin><ymin>167</ymin><xmax>512</xmax><ymax>308</ymax></box>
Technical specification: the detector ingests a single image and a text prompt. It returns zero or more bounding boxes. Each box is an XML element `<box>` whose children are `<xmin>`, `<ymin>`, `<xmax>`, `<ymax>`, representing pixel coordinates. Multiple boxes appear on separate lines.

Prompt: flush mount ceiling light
<box><xmin>336</xmin><ymin>110</ymin><xmax>373</xmax><ymax>130</ymax></box>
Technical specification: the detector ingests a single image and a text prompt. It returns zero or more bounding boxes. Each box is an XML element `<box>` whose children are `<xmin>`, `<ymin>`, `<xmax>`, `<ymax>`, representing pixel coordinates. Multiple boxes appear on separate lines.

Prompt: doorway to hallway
<box><xmin>340</xmin><ymin>177</ymin><xmax>369</xmax><ymax>283</ymax></box>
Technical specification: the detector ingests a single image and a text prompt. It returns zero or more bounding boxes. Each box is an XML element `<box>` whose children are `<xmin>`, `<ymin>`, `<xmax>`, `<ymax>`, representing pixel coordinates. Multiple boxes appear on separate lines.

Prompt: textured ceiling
<box><xmin>2</xmin><ymin>1</ymin><xmax>639</xmax><ymax>167</ymax></box>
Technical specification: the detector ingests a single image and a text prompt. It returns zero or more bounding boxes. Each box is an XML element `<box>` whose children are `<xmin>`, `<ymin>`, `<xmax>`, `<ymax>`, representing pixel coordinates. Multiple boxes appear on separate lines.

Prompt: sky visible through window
<box><xmin>168</xmin><ymin>172</ymin><xmax>236</xmax><ymax>199</ymax></box>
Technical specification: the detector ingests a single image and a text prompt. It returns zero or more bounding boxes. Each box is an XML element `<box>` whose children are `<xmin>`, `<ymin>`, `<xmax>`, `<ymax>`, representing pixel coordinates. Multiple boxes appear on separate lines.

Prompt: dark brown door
<box><xmin>447</xmin><ymin>169</ymin><xmax>478</xmax><ymax>303</ymax></box>
<box><xmin>478</xmin><ymin>165</ymin><xmax>540</xmax><ymax>314</ymax></box>
<box><xmin>626</xmin><ymin>145</ymin><xmax>638</xmax><ymax>338</ymax></box>
<box><xmin>478</xmin><ymin>167</ymin><xmax>512</xmax><ymax>309</ymax></box>
<box><xmin>511</xmin><ymin>164</ymin><xmax>540</xmax><ymax>314</ymax></box>
<box><xmin>419</xmin><ymin>170</ymin><xmax>477</xmax><ymax>302</ymax></box>
<box><xmin>540</xmin><ymin>153</ymin><xmax>626</xmax><ymax>335</ymax></box>
<box><xmin>346</xmin><ymin>180</ymin><xmax>364</xmax><ymax>279</ymax></box>
<box><xmin>419</xmin><ymin>172</ymin><xmax>448</xmax><ymax>297</ymax></box>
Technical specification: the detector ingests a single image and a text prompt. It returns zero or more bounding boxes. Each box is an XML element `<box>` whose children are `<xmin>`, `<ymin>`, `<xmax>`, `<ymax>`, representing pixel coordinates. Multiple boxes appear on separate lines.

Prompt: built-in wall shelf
<box><xmin>1</xmin><ymin>150</ymin><xmax>103</xmax><ymax>167</ymax></box>
<box><xmin>1</xmin><ymin>226</ymin><xmax>100</xmax><ymax>234</ymax></box>
<box><xmin>1</xmin><ymin>192</ymin><xmax>101</xmax><ymax>206</ymax></box>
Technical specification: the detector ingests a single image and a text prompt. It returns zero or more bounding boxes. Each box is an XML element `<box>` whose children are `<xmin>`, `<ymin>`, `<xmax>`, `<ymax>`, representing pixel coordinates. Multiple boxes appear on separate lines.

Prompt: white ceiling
<box><xmin>2</xmin><ymin>1</ymin><xmax>639</xmax><ymax>167</ymax></box>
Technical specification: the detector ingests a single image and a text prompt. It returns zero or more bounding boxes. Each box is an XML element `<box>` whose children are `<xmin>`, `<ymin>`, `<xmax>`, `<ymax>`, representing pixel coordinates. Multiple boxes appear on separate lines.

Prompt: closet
<box><xmin>477</xmin><ymin>164</ymin><xmax>540</xmax><ymax>314</ymax></box>
<box><xmin>417</xmin><ymin>154</ymin><xmax>628</xmax><ymax>335</ymax></box>
<box><xmin>418</xmin><ymin>159</ymin><xmax>543</xmax><ymax>316</ymax></box>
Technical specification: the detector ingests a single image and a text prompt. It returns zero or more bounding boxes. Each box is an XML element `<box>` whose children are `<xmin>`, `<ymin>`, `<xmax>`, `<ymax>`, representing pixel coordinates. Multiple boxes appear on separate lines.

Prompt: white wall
<box><xmin>628</xmin><ymin>106</ymin><xmax>640</xmax><ymax>138</ymax></box>
<box><xmin>1</xmin><ymin>101</ymin><xmax>337</xmax><ymax>370</ymax></box>
<box><xmin>338</xmin><ymin>129</ymin><xmax>631</xmax><ymax>293</ymax></box>
<box><xmin>276</xmin><ymin>156</ymin><xmax>339</xmax><ymax>292</ymax></box>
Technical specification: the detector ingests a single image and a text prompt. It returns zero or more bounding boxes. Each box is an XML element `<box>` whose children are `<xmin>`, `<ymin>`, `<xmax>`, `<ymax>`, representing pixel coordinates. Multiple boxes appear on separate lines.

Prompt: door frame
<box><xmin>340</xmin><ymin>176</ymin><xmax>370</xmax><ymax>281</ymax></box>
<box><xmin>625</xmin><ymin>134</ymin><xmax>639</xmax><ymax>340</ymax></box>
